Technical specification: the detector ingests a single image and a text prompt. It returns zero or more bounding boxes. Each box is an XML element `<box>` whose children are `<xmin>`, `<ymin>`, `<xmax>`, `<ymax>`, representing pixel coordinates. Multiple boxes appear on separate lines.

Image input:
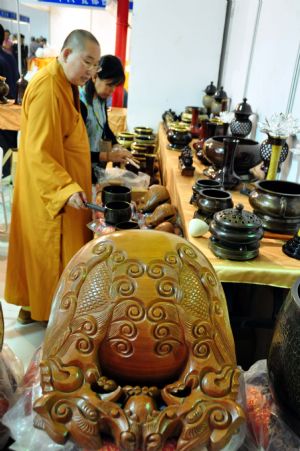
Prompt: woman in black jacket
<box><xmin>80</xmin><ymin>54</ymin><xmax>132</xmax><ymax>183</ymax></box>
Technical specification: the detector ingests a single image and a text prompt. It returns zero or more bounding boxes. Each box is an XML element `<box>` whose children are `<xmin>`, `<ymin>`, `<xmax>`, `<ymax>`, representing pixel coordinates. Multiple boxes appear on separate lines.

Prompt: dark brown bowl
<box><xmin>190</xmin><ymin>179</ymin><xmax>222</xmax><ymax>205</ymax></box>
<box><xmin>197</xmin><ymin>188</ymin><xmax>233</xmax><ymax>217</ymax></box>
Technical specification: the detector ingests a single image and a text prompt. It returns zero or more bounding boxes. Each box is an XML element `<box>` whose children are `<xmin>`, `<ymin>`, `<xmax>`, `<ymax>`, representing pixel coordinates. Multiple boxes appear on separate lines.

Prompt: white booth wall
<box><xmin>127</xmin><ymin>0</ymin><xmax>300</xmax><ymax>138</ymax></box>
<box><xmin>222</xmin><ymin>0</ymin><xmax>300</xmax><ymax>137</ymax></box>
<box><xmin>127</xmin><ymin>0</ymin><xmax>227</xmax><ymax>131</ymax></box>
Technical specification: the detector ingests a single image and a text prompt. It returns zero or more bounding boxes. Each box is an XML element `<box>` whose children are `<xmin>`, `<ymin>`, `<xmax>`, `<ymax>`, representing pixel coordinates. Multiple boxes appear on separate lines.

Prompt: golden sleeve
<box><xmin>22</xmin><ymin>77</ymin><xmax>82</xmax><ymax>219</ymax></box>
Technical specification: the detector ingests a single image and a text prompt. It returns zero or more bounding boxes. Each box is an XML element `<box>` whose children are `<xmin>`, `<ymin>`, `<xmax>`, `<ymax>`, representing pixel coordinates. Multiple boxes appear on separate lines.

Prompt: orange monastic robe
<box><xmin>5</xmin><ymin>59</ymin><xmax>93</xmax><ymax>321</ymax></box>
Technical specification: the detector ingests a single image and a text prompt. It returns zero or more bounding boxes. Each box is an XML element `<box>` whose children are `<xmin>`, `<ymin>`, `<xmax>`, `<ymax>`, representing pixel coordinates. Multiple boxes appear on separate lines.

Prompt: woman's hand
<box><xmin>67</xmin><ymin>191</ymin><xmax>88</xmax><ymax>209</ymax></box>
<box><xmin>109</xmin><ymin>145</ymin><xmax>134</xmax><ymax>164</ymax></box>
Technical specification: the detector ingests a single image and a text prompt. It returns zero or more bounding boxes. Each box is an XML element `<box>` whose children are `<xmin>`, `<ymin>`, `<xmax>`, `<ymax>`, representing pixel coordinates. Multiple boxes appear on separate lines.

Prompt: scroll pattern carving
<box><xmin>34</xmin><ymin>231</ymin><xmax>244</xmax><ymax>450</ymax></box>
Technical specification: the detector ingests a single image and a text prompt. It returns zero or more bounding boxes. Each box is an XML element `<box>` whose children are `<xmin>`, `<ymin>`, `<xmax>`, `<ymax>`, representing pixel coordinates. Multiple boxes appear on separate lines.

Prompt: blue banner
<box><xmin>38</xmin><ymin>0</ymin><xmax>133</xmax><ymax>10</ymax></box>
<box><xmin>0</xmin><ymin>9</ymin><xmax>30</xmax><ymax>23</ymax></box>
<box><xmin>38</xmin><ymin>0</ymin><xmax>107</xmax><ymax>7</ymax></box>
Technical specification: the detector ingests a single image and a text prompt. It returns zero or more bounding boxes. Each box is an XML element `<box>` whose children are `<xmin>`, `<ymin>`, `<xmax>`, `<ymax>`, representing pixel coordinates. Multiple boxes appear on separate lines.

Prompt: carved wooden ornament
<box><xmin>34</xmin><ymin>230</ymin><xmax>244</xmax><ymax>450</ymax></box>
<box><xmin>138</xmin><ymin>185</ymin><xmax>170</xmax><ymax>213</ymax></box>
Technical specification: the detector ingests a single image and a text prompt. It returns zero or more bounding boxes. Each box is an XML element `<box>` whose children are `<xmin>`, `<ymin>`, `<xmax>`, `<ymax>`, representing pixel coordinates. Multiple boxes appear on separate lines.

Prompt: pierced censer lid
<box><xmin>209</xmin><ymin>203</ymin><xmax>263</xmax><ymax>260</ymax></box>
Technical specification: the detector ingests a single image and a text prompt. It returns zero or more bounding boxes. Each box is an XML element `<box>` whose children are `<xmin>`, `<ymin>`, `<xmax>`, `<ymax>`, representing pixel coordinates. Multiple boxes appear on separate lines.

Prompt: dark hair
<box><xmin>4</xmin><ymin>29</ymin><xmax>10</xmax><ymax>33</ymax></box>
<box><xmin>0</xmin><ymin>25</ymin><xmax>4</xmax><ymax>46</ymax></box>
<box><xmin>61</xmin><ymin>29</ymin><xmax>99</xmax><ymax>52</ymax></box>
<box><xmin>84</xmin><ymin>55</ymin><xmax>125</xmax><ymax>105</ymax></box>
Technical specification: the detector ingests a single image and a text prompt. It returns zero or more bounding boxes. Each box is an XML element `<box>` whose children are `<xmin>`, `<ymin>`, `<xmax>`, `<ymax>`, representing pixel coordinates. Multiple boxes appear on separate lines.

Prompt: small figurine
<box><xmin>179</xmin><ymin>145</ymin><xmax>195</xmax><ymax>176</ymax></box>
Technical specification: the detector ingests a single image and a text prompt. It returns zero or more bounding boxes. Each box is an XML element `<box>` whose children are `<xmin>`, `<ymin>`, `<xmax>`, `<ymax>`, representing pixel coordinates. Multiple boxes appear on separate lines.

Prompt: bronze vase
<box><xmin>15</xmin><ymin>74</ymin><xmax>28</xmax><ymax>105</ymax></box>
<box><xmin>214</xmin><ymin>137</ymin><xmax>240</xmax><ymax>189</ymax></box>
<box><xmin>268</xmin><ymin>277</ymin><xmax>300</xmax><ymax>437</ymax></box>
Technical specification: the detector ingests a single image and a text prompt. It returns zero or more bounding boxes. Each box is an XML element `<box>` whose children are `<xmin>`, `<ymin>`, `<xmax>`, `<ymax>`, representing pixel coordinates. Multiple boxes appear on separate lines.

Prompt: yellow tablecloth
<box><xmin>0</xmin><ymin>100</ymin><xmax>127</xmax><ymax>134</ymax></box>
<box><xmin>0</xmin><ymin>101</ymin><xmax>22</xmax><ymax>131</ymax></box>
<box><xmin>158</xmin><ymin>123</ymin><xmax>300</xmax><ymax>289</ymax></box>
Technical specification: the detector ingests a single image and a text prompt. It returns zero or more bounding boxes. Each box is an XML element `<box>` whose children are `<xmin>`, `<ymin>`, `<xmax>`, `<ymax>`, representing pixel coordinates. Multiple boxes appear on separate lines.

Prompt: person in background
<box><xmin>5</xmin><ymin>29</ymin><xmax>101</xmax><ymax>324</ymax></box>
<box><xmin>2</xmin><ymin>29</ymin><xmax>13</xmax><ymax>54</ymax></box>
<box><xmin>0</xmin><ymin>25</ymin><xmax>19</xmax><ymax>176</ymax></box>
<box><xmin>29</xmin><ymin>36</ymin><xmax>39</xmax><ymax>58</ymax></box>
<box><xmin>12</xmin><ymin>33</ymin><xmax>28</xmax><ymax>74</ymax></box>
<box><xmin>80</xmin><ymin>54</ymin><xmax>132</xmax><ymax>183</ymax></box>
<box><xmin>0</xmin><ymin>25</ymin><xmax>19</xmax><ymax>98</ymax></box>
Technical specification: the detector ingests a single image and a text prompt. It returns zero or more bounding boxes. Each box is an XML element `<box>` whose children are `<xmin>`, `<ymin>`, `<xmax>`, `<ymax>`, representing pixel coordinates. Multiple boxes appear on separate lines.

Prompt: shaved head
<box><xmin>61</xmin><ymin>29</ymin><xmax>99</xmax><ymax>52</ymax></box>
<box><xmin>59</xmin><ymin>29</ymin><xmax>101</xmax><ymax>86</ymax></box>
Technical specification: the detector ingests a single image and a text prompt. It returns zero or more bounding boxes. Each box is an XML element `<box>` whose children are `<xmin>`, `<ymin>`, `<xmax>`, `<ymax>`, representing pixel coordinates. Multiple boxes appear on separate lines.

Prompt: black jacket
<box><xmin>0</xmin><ymin>48</ymin><xmax>19</xmax><ymax>99</ymax></box>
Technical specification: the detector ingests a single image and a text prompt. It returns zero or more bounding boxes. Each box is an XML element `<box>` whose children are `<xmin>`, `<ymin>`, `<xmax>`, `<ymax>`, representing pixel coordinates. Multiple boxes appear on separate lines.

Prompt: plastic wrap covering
<box><xmin>95</xmin><ymin>167</ymin><xmax>150</xmax><ymax>191</ymax></box>
<box><xmin>242</xmin><ymin>359</ymin><xmax>300</xmax><ymax>450</ymax></box>
<box><xmin>0</xmin><ymin>344</ymin><xmax>24</xmax><ymax>449</ymax></box>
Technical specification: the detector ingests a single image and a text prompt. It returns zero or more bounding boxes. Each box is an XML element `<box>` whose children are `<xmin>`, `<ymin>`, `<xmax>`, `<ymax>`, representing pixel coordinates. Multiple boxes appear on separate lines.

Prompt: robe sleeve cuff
<box><xmin>47</xmin><ymin>183</ymin><xmax>83</xmax><ymax>219</ymax></box>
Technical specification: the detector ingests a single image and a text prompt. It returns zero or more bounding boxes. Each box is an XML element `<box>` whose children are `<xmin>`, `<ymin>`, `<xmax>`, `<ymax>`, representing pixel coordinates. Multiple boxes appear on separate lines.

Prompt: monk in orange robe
<box><xmin>5</xmin><ymin>30</ymin><xmax>101</xmax><ymax>322</ymax></box>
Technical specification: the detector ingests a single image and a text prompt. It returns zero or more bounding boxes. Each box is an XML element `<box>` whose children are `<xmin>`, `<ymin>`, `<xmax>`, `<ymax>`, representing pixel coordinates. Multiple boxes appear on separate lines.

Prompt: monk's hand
<box><xmin>67</xmin><ymin>191</ymin><xmax>88</xmax><ymax>209</ymax></box>
<box><xmin>109</xmin><ymin>145</ymin><xmax>137</xmax><ymax>164</ymax></box>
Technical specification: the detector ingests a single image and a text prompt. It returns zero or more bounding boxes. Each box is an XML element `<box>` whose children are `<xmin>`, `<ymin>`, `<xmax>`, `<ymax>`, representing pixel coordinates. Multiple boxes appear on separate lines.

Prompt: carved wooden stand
<box><xmin>34</xmin><ymin>230</ymin><xmax>244</xmax><ymax>450</ymax></box>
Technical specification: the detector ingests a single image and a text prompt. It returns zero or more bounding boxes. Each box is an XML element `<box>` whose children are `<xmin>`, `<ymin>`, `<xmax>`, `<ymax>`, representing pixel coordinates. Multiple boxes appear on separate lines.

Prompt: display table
<box><xmin>0</xmin><ymin>102</ymin><xmax>21</xmax><ymax>131</ymax></box>
<box><xmin>0</xmin><ymin>101</ymin><xmax>127</xmax><ymax>134</ymax></box>
<box><xmin>157</xmin><ymin>123</ymin><xmax>299</xmax><ymax>289</ymax></box>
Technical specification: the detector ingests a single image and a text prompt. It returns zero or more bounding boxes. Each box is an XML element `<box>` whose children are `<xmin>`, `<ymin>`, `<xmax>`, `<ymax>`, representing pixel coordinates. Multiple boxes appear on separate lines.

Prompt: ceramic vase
<box><xmin>15</xmin><ymin>74</ymin><xmax>28</xmax><ymax>105</ymax></box>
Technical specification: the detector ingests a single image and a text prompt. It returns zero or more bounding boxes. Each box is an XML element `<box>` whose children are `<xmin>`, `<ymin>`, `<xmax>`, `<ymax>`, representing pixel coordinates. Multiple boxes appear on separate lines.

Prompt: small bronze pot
<box><xmin>195</xmin><ymin>188</ymin><xmax>233</xmax><ymax>221</ymax></box>
<box><xmin>249</xmin><ymin>180</ymin><xmax>300</xmax><ymax>234</ymax></box>
<box><xmin>102</xmin><ymin>185</ymin><xmax>132</xmax><ymax>205</ymax></box>
<box><xmin>134</xmin><ymin>126</ymin><xmax>153</xmax><ymax>136</ymax></box>
<box><xmin>116</xmin><ymin>132</ymin><xmax>134</xmax><ymax>149</ymax></box>
<box><xmin>167</xmin><ymin>125</ymin><xmax>192</xmax><ymax>150</ymax></box>
<box><xmin>209</xmin><ymin>203</ymin><xmax>263</xmax><ymax>260</ymax></box>
<box><xmin>131</xmin><ymin>141</ymin><xmax>156</xmax><ymax>155</ymax></box>
<box><xmin>190</xmin><ymin>179</ymin><xmax>222</xmax><ymax>205</ymax></box>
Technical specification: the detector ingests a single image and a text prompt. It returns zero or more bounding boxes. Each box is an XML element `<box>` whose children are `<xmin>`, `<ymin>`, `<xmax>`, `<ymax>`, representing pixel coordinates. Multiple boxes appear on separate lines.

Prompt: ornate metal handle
<box><xmin>279</xmin><ymin>196</ymin><xmax>287</xmax><ymax>217</ymax></box>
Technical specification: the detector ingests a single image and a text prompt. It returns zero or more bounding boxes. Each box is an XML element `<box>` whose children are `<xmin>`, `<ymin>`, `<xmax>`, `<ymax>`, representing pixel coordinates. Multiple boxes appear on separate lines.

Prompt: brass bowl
<box><xmin>196</xmin><ymin>188</ymin><xmax>233</xmax><ymax>221</ymax></box>
<box><xmin>249</xmin><ymin>180</ymin><xmax>300</xmax><ymax>233</ymax></box>
<box><xmin>131</xmin><ymin>141</ymin><xmax>156</xmax><ymax>154</ymax></box>
<box><xmin>133</xmin><ymin>134</ymin><xmax>156</xmax><ymax>146</ymax></box>
<box><xmin>116</xmin><ymin>132</ymin><xmax>135</xmax><ymax>149</ymax></box>
<box><xmin>134</xmin><ymin>126</ymin><xmax>153</xmax><ymax>136</ymax></box>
